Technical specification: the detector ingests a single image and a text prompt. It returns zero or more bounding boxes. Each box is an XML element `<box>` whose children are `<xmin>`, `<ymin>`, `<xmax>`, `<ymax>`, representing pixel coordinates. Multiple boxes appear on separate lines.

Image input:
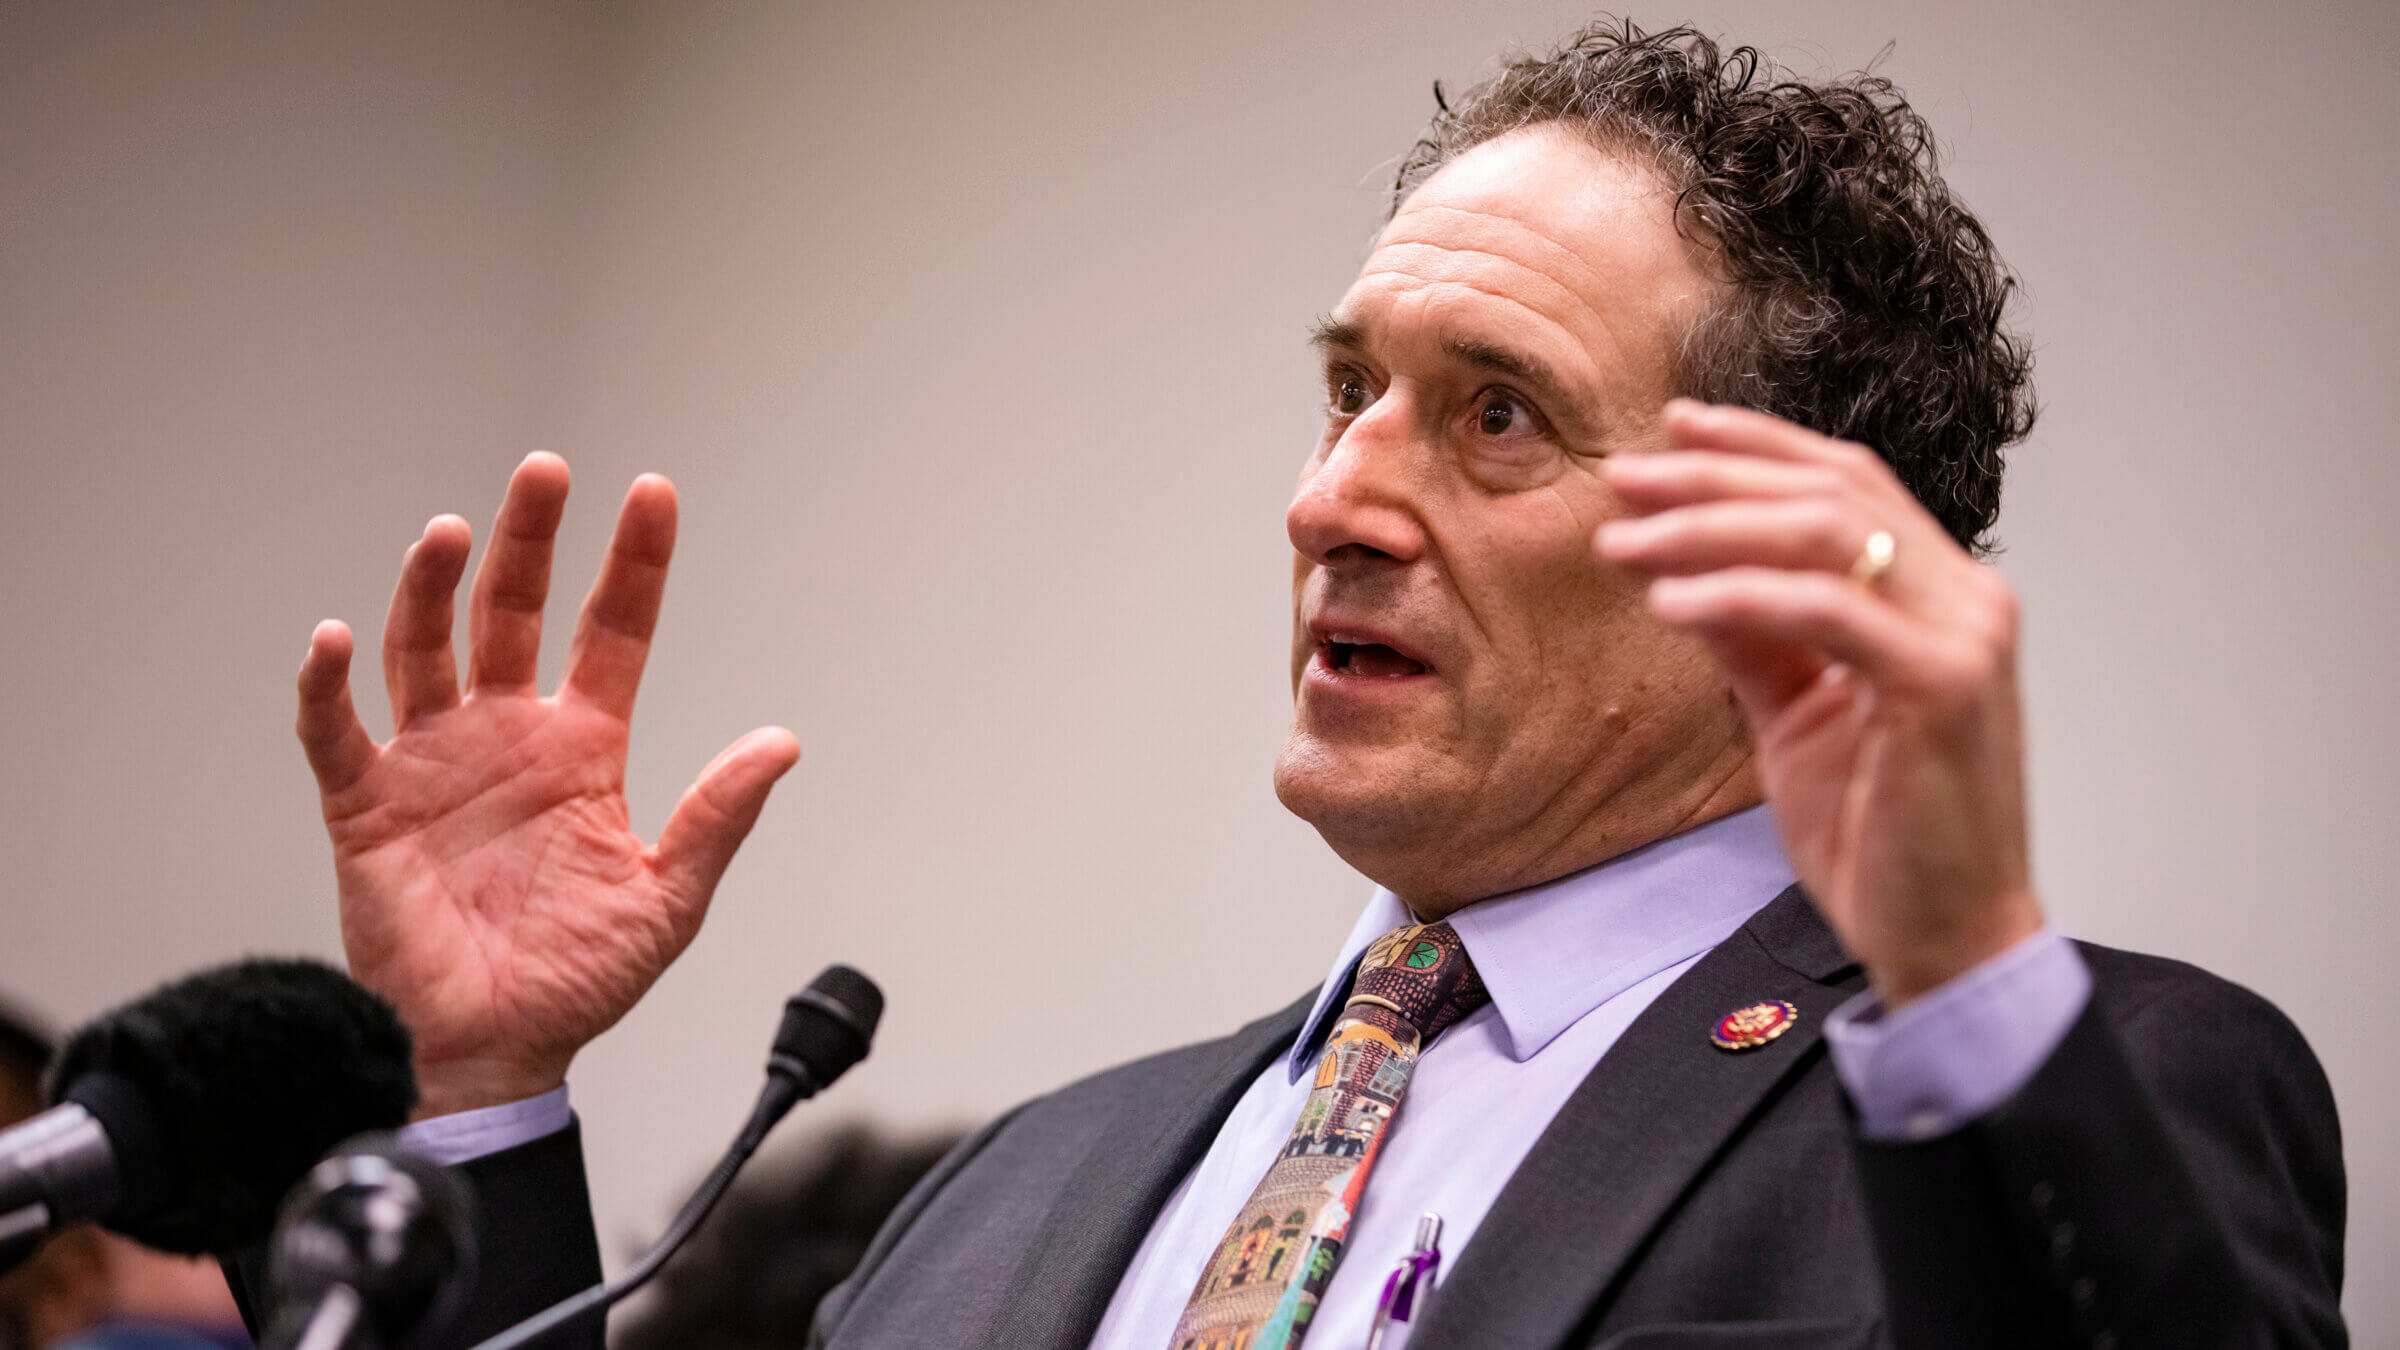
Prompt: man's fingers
<box><xmin>1609</xmin><ymin>407</ymin><xmax>1976</xmax><ymax>616</ymax></box>
<box><xmin>1601</xmin><ymin>450</ymin><xmax>1840</xmax><ymax>514</ymax></box>
<box><xmin>653</xmin><ymin>727</ymin><xmax>804</xmax><ymax>922</ymax></box>
<box><xmin>381</xmin><ymin>515</ymin><xmax>471</xmax><ymax>728</ymax></box>
<box><xmin>1599</xmin><ymin>498</ymin><xmax>1874</xmax><ymax>580</ymax></box>
<box><xmin>1660</xmin><ymin>398</ymin><xmax>1851</xmax><ymax>465</ymax></box>
<box><xmin>468</xmin><ymin>453</ymin><xmax>571</xmax><ymax>693</ymax></box>
<box><xmin>561</xmin><ymin>475</ymin><xmax>677</xmax><ymax>722</ymax></box>
<box><xmin>1647</xmin><ymin>567</ymin><xmax>1936</xmax><ymax>688</ymax></box>
<box><xmin>297</xmin><ymin>620</ymin><xmax>379</xmax><ymax>793</ymax></box>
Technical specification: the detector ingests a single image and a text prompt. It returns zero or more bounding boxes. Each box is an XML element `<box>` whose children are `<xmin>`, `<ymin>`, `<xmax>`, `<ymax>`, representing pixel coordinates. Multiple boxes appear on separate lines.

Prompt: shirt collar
<box><xmin>1284</xmin><ymin>804</ymin><xmax>1796</xmax><ymax>1080</ymax></box>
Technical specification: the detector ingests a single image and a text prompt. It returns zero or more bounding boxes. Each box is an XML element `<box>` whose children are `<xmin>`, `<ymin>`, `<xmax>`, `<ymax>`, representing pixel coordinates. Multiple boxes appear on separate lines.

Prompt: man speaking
<box><xmin>281</xmin><ymin>22</ymin><xmax>2344</xmax><ymax>1349</ymax></box>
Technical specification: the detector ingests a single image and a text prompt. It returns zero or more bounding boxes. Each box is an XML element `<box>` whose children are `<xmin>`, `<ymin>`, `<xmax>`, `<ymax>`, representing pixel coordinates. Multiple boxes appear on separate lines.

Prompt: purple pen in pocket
<box><xmin>1364</xmin><ymin>1213</ymin><xmax>1444</xmax><ymax>1350</ymax></box>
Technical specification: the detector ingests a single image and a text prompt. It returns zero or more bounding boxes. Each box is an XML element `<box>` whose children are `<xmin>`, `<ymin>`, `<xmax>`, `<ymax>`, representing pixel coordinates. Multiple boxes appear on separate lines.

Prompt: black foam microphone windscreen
<box><xmin>771</xmin><ymin>964</ymin><xmax>883</xmax><ymax>1090</ymax></box>
<box><xmin>50</xmin><ymin>957</ymin><xmax>417</xmax><ymax>1253</ymax></box>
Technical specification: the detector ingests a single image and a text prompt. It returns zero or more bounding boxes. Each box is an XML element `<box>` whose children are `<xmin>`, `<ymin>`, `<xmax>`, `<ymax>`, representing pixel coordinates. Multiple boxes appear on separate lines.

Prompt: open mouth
<box><xmin>1323</xmin><ymin>633</ymin><xmax>1431</xmax><ymax>678</ymax></box>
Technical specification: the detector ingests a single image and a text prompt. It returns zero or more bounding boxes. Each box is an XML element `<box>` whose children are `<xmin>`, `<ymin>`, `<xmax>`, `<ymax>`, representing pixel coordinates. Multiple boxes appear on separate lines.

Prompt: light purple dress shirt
<box><xmin>401</xmin><ymin>1083</ymin><xmax>572</xmax><ymax>1166</ymax></box>
<box><xmin>401</xmin><ymin>805</ymin><xmax>2092</xmax><ymax>1350</ymax></box>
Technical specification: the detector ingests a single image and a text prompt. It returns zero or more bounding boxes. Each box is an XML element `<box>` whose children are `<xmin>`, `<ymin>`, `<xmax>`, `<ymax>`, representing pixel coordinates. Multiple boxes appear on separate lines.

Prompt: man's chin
<box><xmin>1272</xmin><ymin>730</ymin><xmax>1453</xmax><ymax>849</ymax></box>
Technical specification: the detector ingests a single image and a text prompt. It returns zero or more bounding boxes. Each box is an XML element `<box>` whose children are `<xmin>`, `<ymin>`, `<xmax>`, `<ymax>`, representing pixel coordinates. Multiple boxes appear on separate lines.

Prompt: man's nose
<box><xmin>1286</xmin><ymin>403</ymin><xmax>1429</xmax><ymax>566</ymax></box>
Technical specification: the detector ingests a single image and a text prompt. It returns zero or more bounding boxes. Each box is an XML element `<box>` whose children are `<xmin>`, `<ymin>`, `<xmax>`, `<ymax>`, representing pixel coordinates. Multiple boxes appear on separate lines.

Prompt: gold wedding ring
<box><xmin>1850</xmin><ymin>529</ymin><xmax>1897</xmax><ymax>587</ymax></box>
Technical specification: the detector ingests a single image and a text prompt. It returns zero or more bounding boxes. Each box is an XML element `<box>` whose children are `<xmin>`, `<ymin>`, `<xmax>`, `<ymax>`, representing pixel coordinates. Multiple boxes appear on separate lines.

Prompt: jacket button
<box><xmin>2050</xmin><ymin>1221</ymin><xmax>2077</xmax><ymax>1263</ymax></box>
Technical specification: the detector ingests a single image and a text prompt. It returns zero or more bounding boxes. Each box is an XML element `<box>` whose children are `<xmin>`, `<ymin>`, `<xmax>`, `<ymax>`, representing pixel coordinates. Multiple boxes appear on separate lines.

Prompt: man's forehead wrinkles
<box><xmin>1346</xmin><ymin>270</ymin><xmax>1581</xmax><ymax>355</ymax></box>
<box><xmin>1346</xmin><ymin>265</ymin><xmax>1643</xmax><ymax>402</ymax></box>
<box><xmin>1359</xmin><ymin>238</ymin><xmax>1614</xmax><ymax>344</ymax></box>
<box><xmin>1381</xmin><ymin>200</ymin><xmax>1635</xmax><ymax>299</ymax></box>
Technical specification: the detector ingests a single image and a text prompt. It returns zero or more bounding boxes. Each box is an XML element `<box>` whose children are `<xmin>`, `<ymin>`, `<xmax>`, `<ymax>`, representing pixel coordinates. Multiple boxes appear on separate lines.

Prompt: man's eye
<box><xmin>1476</xmin><ymin>390</ymin><xmax>1540</xmax><ymax>437</ymax></box>
<box><xmin>1330</xmin><ymin>373</ymin><xmax>1374</xmax><ymax>416</ymax></box>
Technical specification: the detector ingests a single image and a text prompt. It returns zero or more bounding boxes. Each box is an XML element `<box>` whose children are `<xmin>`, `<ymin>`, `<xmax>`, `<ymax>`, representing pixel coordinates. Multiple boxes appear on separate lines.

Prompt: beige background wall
<box><xmin>4</xmin><ymin>0</ymin><xmax>2393</xmax><ymax>1335</ymax></box>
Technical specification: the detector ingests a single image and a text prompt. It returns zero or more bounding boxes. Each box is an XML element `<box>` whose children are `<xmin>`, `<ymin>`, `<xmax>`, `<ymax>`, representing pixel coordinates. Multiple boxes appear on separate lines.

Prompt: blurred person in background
<box><xmin>0</xmin><ymin>1004</ymin><xmax>248</xmax><ymax>1350</ymax></box>
<box><xmin>611</xmin><ymin>1125</ymin><xmax>963</xmax><ymax>1350</ymax></box>
<box><xmin>0</xmin><ymin>1005</ymin><xmax>52</xmax><ymax>1350</ymax></box>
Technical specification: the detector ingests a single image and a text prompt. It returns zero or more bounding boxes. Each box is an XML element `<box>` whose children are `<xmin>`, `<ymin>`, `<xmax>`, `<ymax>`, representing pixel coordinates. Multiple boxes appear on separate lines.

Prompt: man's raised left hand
<box><xmin>1596</xmin><ymin>400</ymin><xmax>2044</xmax><ymax>1007</ymax></box>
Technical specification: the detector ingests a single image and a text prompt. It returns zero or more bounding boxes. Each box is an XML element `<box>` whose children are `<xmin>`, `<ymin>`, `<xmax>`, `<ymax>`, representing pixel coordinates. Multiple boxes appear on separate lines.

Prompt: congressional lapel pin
<box><xmin>1710</xmin><ymin>999</ymin><xmax>1799</xmax><ymax>1051</ymax></box>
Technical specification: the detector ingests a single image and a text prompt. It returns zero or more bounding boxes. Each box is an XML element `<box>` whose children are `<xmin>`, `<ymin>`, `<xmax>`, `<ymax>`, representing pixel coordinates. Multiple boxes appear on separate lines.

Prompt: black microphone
<box><xmin>0</xmin><ymin>958</ymin><xmax>416</xmax><ymax>1274</ymax></box>
<box><xmin>461</xmin><ymin>965</ymin><xmax>882</xmax><ymax>1350</ymax></box>
<box><xmin>261</xmin><ymin>1135</ymin><xmax>475</xmax><ymax>1350</ymax></box>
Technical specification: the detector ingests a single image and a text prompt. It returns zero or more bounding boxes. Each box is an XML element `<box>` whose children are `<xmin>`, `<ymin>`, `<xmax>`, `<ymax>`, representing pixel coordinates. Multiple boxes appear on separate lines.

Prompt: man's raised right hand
<box><xmin>295</xmin><ymin>452</ymin><xmax>801</xmax><ymax>1119</ymax></box>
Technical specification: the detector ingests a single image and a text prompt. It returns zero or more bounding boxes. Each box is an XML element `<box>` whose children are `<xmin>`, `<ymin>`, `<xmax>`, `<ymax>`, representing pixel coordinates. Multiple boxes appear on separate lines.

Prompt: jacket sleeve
<box><xmin>225</xmin><ymin>1117</ymin><xmax>606</xmax><ymax>1349</ymax></box>
<box><xmin>1849</xmin><ymin>974</ymin><xmax>2345</xmax><ymax>1349</ymax></box>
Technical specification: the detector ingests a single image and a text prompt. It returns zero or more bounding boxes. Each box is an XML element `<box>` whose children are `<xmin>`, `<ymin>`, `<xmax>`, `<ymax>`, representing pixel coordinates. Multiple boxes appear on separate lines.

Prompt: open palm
<box><xmin>297</xmin><ymin>455</ymin><xmax>800</xmax><ymax>1117</ymax></box>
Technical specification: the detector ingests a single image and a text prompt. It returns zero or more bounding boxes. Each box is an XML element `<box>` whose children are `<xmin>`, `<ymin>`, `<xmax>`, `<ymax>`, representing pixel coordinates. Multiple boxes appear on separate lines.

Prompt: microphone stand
<box><xmin>459</xmin><ymin>969</ymin><xmax>881</xmax><ymax>1350</ymax></box>
<box><xmin>283</xmin><ymin>1285</ymin><xmax>366</xmax><ymax>1350</ymax></box>
<box><xmin>261</xmin><ymin>1140</ymin><xmax>478</xmax><ymax>1350</ymax></box>
<box><xmin>464</xmin><ymin>1071</ymin><xmax>805</xmax><ymax>1350</ymax></box>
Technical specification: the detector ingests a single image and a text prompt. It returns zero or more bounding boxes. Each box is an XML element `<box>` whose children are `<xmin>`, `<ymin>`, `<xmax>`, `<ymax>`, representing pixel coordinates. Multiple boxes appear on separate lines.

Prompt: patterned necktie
<box><xmin>1169</xmin><ymin>921</ymin><xmax>1489</xmax><ymax>1350</ymax></box>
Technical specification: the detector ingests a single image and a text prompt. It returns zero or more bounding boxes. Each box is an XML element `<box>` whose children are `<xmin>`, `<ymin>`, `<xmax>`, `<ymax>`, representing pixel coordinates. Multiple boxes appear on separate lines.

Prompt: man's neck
<box><xmin>1391</xmin><ymin>758</ymin><xmax>1765</xmax><ymax>921</ymax></box>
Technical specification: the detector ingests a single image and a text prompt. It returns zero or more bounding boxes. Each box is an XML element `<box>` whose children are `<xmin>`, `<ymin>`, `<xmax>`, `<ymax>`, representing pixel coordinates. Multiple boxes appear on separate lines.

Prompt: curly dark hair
<box><xmin>1393</xmin><ymin>20</ymin><xmax>2034</xmax><ymax>553</ymax></box>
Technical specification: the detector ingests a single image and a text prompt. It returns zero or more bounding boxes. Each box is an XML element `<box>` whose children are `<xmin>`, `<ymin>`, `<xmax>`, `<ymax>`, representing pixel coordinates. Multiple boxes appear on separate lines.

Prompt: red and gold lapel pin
<box><xmin>1710</xmin><ymin>999</ymin><xmax>1799</xmax><ymax>1051</ymax></box>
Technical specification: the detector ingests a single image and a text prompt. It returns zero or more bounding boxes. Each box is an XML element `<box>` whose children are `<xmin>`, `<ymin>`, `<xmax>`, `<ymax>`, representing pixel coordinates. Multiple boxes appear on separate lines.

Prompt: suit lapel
<box><xmin>982</xmin><ymin>991</ymin><xmax>1315</xmax><ymax>1350</ymax></box>
<box><xmin>1409</xmin><ymin>885</ymin><xmax>1862</xmax><ymax>1349</ymax></box>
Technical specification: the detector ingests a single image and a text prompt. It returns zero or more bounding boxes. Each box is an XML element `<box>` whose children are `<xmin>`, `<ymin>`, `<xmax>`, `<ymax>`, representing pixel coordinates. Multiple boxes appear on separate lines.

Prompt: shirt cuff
<box><xmin>1825</xmin><ymin>929</ymin><xmax>2092</xmax><ymax>1142</ymax></box>
<box><xmin>394</xmin><ymin>1085</ymin><xmax>574</xmax><ymax>1166</ymax></box>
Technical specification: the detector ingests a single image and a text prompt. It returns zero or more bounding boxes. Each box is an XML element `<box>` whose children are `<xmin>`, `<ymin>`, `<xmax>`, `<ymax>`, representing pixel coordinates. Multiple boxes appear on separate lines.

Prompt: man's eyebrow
<box><xmin>1308</xmin><ymin>319</ymin><xmax>1576</xmax><ymax>401</ymax></box>
<box><xmin>1445</xmin><ymin>336</ymin><xmax>1568</xmax><ymax>397</ymax></box>
<box><xmin>1308</xmin><ymin>316</ymin><xmax>1367</xmax><ymax>354</ymax></box>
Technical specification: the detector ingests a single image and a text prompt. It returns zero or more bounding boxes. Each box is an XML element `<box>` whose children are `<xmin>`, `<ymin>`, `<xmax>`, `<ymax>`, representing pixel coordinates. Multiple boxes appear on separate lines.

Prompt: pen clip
<box><xmin>1364</xmin><ymin>1213</ymin><xmax>1444</xmax><ymax>1350</ymax></box>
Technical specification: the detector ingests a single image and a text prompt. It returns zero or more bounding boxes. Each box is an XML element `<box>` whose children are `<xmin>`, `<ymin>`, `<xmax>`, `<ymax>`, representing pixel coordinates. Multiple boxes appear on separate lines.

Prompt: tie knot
<box><xmin>1348</xmin><ymin>921</ymin><xmax>1488</xmax><ymax>1045</ymax></box>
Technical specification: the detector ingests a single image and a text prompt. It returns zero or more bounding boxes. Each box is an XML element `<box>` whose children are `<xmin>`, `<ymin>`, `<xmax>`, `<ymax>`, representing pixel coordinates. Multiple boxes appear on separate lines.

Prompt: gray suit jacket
<box><xmin>806</xmin><ymin>886</ymin><xmax>2344</xmax><ymax>1349</ymax></box>
<box><xmin>226</xmin><ymin>885</ymin><xmax>2342</xmax><ymax>1349</ymax></box>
